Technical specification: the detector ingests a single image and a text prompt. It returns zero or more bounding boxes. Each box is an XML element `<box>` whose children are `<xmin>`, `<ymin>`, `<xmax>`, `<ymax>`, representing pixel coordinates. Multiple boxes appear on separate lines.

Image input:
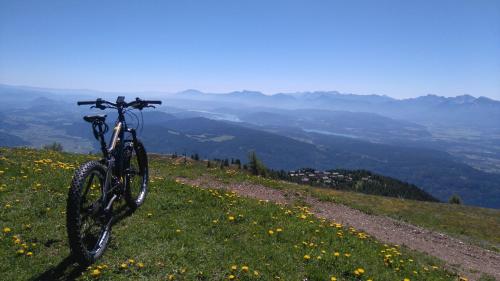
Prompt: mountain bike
<box><xmin>67</xmin><ymin>96</ymin><xmax>161</xmax><ymax>265</ymax></box>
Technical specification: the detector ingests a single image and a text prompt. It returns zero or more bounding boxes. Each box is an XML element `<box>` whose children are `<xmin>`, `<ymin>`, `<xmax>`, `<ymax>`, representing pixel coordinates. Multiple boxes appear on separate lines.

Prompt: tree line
<box><xmin>170</xmin><ymin>150</ymin><xmax>465</xmax><ymax>204</ymax></box>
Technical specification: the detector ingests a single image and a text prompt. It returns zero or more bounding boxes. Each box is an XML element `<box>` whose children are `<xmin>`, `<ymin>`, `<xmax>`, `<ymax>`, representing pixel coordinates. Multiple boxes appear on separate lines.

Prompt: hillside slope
<box><xmin>0</xmin><ymin>148</ymin><xmax>484</xmax><ymax>280</ymax></box>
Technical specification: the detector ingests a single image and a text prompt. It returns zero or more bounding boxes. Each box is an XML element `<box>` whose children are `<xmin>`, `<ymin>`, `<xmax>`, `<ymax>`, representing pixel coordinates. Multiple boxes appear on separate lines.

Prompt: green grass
<box><xmin>0</xmin><ymin>148</ymin><xmax>461</xmax><ymax>280</ymax></box>
<box><xmin>308</xmin><ymin>187</ymin><xmax>500</xmax><ymax>251</ymax></box>
<box><xmin>156</xmin><ymin>155</ymin><xmax>500</xmax><ymax>252</ymax></box>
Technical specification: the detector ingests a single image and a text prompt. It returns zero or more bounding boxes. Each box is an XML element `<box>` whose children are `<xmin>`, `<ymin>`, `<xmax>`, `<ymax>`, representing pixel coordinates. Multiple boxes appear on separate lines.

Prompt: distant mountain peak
<box><xmin>228</xmin><ymin>90</ymin><xmax>266</xmax><ymax>97</ymax></box>
<box><xmin>450</xmin><ymin>94</ymin><xmax>476</xmax><ymax>104</ymax></box>
<box><xmin>177</xmin><ymin>89</ymin><xmax>204</xmax><ymax>95</ymax></box>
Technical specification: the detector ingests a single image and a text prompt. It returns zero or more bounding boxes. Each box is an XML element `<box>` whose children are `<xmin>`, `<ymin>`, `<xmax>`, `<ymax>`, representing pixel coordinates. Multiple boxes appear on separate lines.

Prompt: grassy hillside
<box><xmin>154</xmin><ymin>155</ymin><xmax>500</xmax><ymax>252</ymax></box>
<box><xmin>0</xmin><ymin>148</ymin><xmax>494</xmax><ymax>280</ymax></box>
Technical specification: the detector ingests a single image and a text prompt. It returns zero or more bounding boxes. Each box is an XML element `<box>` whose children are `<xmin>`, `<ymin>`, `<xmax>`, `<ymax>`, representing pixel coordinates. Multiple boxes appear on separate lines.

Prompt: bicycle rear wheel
<box><xmin>124</xmin><ymin>140</ymin><xmax>148</xmax><ymax>209</ymax></box>
<box><xmin>66</xmin><ymin>161</ymin><xmax>111</xmax><ymax>265</ymax></box>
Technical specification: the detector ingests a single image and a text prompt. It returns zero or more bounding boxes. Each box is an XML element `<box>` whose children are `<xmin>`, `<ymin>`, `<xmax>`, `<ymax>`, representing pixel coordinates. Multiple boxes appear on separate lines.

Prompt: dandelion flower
<box><xmin>26</xmin><ymin>251</ymin><xmax>33</xmax><ymax>257</ymax></box>
<box><xmin>90</xmin><ymin>269</ymin><xmax>101</xmax><ymax>278</ymax></box>
<box><xmin>330</xmin><ymin>277</ymin><xmax>337</xmax><ymax>281</ymax></box>
<box><xmin>268</xmin><ymin>230</ymin><xmax>274</xmax><ymax>235</ymax></box>
<box><xmin>254</xmin><ymin>270</ymin><xmax>259</xmax><ymax>276</ymax></box>
<box><xmin>303</xmin><ymin>254</ymin><xmax>311</xmax><ymax>260</ymax></box>
<box><xmin>228</xmin><ymin>216</ymin><xmax>235</xmax><ymax>221</ymax></box>
<box><xmin>241</xmin><ymin>265</ymin><xmax>249</xmax><ymax>272</ymax></box>
<box><xmin>2</xmin><ymin>227</ymin><xmax>11</xmax><ymax>234</ymax></box>
<box><xmin>231</xmin><ymin>265</ymin><xmax>238</xmax><ymax>271</ymax></box>
<box><xmin>120</xmin><ymin>263</ymin><xmax>128</xmax><ymax>269</ymax></box>
<box><xmin>228</xmin><ymin>274</ymin><xmax>235</xmax><ymax>280</ymax></box>
<box><xmin>137</xmin><ymin>262</ymin><xmax>144</xmax><ymax>269</ymax></box>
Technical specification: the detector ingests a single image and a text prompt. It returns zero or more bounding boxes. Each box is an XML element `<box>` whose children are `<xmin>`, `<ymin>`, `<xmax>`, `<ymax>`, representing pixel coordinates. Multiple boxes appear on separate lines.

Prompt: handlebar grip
<box><xmin>77</xmin><ymin>101</ymin><xmax>96</xmax><ymax>105</ymax></box>
<box><xmin>146</xmin><ymin>100</ymin><xmax>162</xmax><ymax>105</ymax></box>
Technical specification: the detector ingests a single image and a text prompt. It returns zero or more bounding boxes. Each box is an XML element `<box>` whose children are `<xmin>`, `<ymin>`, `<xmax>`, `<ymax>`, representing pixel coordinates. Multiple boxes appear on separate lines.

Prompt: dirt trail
<box><xmin>177</xmin><ymin>177</ymin><xmax>500</xmax><ymax>281</ymax></box>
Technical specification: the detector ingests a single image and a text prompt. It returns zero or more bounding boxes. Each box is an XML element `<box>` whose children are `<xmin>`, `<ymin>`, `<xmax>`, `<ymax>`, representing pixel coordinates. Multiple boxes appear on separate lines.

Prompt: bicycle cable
<box><xmin>124</xmin><ymin>109</ymin><xmax>140</xmax><ymax>132</ymax></box>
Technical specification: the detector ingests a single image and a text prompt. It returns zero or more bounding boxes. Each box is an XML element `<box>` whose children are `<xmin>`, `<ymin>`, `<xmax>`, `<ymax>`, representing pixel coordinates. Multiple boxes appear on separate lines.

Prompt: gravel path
<box><xmin>177</xmin><ymin>176</ymin><xmax>500</xmax><ymax>281</ymax></box>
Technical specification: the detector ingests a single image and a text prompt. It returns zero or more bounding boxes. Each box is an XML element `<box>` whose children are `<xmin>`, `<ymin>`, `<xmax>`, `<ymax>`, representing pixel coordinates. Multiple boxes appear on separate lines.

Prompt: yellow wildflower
<box><xmin>90</xmin><ymin>269</ymin><xmax>101</xmax><ymax>278</ymax></box>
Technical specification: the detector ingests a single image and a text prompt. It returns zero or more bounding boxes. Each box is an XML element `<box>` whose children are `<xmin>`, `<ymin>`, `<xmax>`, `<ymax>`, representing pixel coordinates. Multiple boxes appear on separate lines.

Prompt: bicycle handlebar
<box><xmin>77</xmin><ymin>101</ymin><xmax>96</xmax><ymax>105</ymax></box>
<box><xmin>144</xmin><ymin>100</ymin><xmax>162</xmax><ymax>105</ymax></box>
<box><xmin>76</xmin><ymin>97</ymin><xmax>162</xmax><ymax>109</ymax></box>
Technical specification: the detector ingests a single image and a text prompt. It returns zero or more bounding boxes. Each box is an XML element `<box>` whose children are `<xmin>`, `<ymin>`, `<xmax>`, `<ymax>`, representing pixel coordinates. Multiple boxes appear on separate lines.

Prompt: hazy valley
<box><xmin>1</xmin><ymin>84</ymin><xmax>500</xmax><ymax>208</ymax></box>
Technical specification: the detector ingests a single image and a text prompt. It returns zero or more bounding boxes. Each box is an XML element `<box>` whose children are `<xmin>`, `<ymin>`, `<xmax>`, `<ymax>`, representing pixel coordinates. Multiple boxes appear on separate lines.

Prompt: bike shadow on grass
<box><xmin>30</xmin><ymin>204</ymin><xmax>135</xmax><ymax>281</ymax></box>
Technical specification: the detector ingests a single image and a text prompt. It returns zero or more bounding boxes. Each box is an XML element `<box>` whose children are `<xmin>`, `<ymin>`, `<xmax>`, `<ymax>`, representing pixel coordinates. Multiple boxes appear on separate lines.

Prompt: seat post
<box><xmin>96</xmin><ymin>123</ymin><xmax>109</xmax><ymax>158</ymax></box>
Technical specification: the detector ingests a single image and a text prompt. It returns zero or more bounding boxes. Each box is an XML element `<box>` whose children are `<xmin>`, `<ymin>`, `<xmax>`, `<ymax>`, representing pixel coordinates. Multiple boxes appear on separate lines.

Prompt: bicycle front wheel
<box><xmin>66</xmin><ymin>161</ymin><xmax>111</xmax><ymax>265</ymax></box>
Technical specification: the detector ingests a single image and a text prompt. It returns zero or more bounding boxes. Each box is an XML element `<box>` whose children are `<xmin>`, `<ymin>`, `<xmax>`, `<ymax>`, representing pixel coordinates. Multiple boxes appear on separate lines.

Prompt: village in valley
<box><xmin>284</xmin><ymin>168</ymin><xmax>437</xmax><ymax>202</ymax></box>
<box><xmin>288</xmin><ymin>168</ymin><xmax>364</xmax><ymax>187</ymax></box>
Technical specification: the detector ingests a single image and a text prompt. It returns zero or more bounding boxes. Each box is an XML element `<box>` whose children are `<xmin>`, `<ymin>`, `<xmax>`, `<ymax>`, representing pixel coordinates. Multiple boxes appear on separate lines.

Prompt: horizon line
<box><xmin>0</xmin><ymin>82</ymin><xmax>497</xmax><ymax>102</ymax></box>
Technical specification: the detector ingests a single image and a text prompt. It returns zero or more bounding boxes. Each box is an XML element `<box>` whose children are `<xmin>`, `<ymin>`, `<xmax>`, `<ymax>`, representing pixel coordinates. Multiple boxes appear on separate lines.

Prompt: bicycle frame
<box><xmin>93</xmin><ymin>100</ymin><xmax>138</xmax><ymax>212</ymax></box>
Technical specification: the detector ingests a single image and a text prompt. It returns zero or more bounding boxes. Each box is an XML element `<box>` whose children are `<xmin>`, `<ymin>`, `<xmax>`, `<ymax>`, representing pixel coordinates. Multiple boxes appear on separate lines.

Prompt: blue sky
<box><xmin>0</xmin><ymin>0</ymin><xmax>499</xmax><ymax>98</ymax></box>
